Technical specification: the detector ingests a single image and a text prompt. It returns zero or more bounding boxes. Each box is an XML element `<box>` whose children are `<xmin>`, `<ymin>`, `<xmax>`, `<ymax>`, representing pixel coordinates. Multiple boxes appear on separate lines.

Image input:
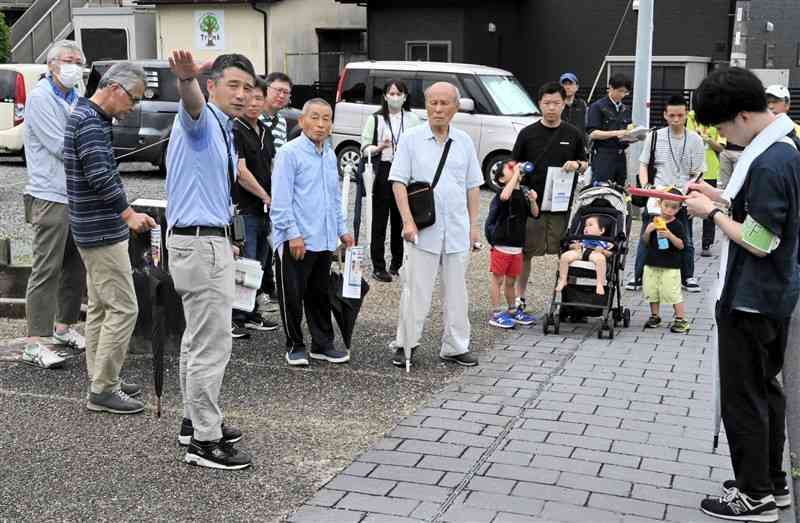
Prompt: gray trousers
<box><xmin>78</xmin><ymin>240</ymin><xmax>138</xmax><ymax>394</ymax></box>
<box><xmin>24</xmin><ymin>196</ymin><xmax>85</xmax><ymax>336</ymax></box>
<box><xmin>167</xmin><ymin>233</ymin><xmax>234</xmax><ymax>442</ymax></box>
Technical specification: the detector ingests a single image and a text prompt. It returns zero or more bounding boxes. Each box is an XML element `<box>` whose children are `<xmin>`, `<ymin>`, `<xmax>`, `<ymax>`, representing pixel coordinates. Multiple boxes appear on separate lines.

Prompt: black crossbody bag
<box><xmin>209</xmin><ymin>105</ymin><xmax>246</xmax><ymax>243</ymax></box>
<box><xmin>407</xmin><ymin>138</ymin><xmax>452</xmax><ymax>230</ymax></box>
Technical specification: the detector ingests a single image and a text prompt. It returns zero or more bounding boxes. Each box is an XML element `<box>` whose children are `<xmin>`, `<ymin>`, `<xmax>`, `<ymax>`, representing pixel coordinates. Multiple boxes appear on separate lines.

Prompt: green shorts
<box><xmin>643</xmin><ymin>266</ymin><xmax>683</xmax><ymax>305</ymax></box>
<box><xmin>524</xmin><ymin>212</ymin><xmax>568</xmax><ymax>257</ymax></box>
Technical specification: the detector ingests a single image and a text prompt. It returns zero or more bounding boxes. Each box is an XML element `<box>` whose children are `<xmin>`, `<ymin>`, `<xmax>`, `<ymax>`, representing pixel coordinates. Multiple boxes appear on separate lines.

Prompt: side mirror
<box><xmin>459</xmin><ymin>98</ymin><xmax>475</xmax><ymax>113</ymax></box>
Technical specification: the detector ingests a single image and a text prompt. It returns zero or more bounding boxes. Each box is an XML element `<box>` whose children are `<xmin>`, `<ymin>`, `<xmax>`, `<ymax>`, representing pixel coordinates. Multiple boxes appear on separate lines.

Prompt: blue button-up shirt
<box><xmin>389</xmin><ymin>124</ymin><xmax>483</xmax><ymax>255</ymax></box>
<box><xmin>166</xmin><ymin>102</ymin><xmax>237</xmax><ymax>228</ymax></box>
<box><xmin>271</xmin><ymin>133</ymin><xmax>346</xmax><ymax>252</ymax></box>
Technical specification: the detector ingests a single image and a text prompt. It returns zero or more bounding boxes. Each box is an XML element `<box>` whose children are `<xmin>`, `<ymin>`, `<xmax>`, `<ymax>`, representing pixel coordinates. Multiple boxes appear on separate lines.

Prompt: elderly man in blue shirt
<box><xmin>166</xmin><ymin>51</ymin><xmax>260</xmax><ymax>471</ymax></box>
<box><xmin>389</xmin><ymin>82</ymin><xmax>483</xmax><ymax>369</ymax></box>
<box><xmin>21</xmin><ymin>40</ymin><xmax>87</xmax><ymax>369</ymax></box>
<box><xmin>271</xmin><ymin>97</ymin><xmax>354</xmax><ymax>367</ymax></box>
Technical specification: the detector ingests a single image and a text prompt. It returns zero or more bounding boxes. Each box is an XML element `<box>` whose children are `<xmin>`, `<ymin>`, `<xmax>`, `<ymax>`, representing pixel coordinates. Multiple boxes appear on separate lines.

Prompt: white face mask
<box><xmin>58</xmin><ymin>63</ymin><xmax>82</xmax><ymax>88</ymax></box>
<box><xmin>386</xmin><ymin>94</ymin><xmax>406</xmax><ymax>111</ymax></box>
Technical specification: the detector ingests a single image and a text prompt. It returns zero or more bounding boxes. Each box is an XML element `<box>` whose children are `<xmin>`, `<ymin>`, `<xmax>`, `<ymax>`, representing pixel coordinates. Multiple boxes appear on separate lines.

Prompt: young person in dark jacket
<box><xmin>485</xmin><ymin>162</ymin><xmax>539</xmax><ymax>329</ymax></box>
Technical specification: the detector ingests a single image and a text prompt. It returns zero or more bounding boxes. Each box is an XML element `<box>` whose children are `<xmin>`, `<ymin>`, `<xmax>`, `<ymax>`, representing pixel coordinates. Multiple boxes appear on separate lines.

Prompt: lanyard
<box><xmin>667</xmin><ymin>130</ymin><xmax>688</xmax><ymax>175</ymax></box>
<box><xmin>387</xmin><ymin>112</ymin><xmax>404</xmax><ymax>154</ymax></box>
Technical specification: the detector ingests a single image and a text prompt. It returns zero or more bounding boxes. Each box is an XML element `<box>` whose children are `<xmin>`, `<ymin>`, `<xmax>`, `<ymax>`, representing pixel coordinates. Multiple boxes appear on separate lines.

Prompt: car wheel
<box><xmin>337</xmin><ymin>144</ymin><xmax>361</xmax><ymax>180</ymax></box>
<box><xmin>484</xmin><ymin>152</ymin><xmax>510</xmax><ymax>185</ymax></box>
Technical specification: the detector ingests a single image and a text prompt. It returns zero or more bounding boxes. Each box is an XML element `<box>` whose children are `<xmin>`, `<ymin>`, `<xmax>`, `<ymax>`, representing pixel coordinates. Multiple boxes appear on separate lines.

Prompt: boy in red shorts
<box><xmin>485</xmin><ymin>162</ymin><xmax>540</xmax><ymax>328</ymax></box>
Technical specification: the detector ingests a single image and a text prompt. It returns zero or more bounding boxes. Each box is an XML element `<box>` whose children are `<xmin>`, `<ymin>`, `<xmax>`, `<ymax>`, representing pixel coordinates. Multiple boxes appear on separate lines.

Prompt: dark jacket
<box><xmin>485</xmin><ymin>189</ymin><xmax>536</xmax><ymax>248</ymax></box>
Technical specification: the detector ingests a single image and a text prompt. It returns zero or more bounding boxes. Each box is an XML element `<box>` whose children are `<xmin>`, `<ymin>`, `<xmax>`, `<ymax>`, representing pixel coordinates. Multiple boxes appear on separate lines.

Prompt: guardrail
<box><xmin>10</xmin><ymin>0</ymin><xmax>72</xmax><ymax>63</ymax></box>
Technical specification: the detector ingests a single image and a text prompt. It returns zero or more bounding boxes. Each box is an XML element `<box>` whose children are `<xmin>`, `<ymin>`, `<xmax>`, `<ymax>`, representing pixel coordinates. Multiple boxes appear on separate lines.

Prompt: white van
<box><xmin>0</xmin><ymin>64</ymin><xmax>48</xmax><ymax>155</ymax></box>
<box><xmin>332</xmin><ymin>61</ymin><xmax>540</xmax><ymax>181</ymax></box>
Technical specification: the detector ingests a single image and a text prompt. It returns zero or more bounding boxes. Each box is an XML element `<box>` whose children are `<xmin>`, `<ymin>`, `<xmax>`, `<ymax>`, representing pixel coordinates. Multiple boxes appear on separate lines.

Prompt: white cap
<box><xmin>765</xmin><ymin>84</ymin><xmax>790</xmax><ymax>100</ymax></box>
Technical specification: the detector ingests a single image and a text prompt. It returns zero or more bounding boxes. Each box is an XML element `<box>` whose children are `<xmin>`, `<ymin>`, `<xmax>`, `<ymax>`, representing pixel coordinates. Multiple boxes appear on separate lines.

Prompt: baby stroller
<box><xmin>542</xmin><ymin>184</ymin><xmax>632</xmax><ymax>339</ymax></box>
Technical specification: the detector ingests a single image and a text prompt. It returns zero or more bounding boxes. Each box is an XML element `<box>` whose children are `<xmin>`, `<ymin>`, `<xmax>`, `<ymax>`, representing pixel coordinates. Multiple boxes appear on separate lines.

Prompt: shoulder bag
<box><xmin>407</xmin><ymin>138</ymin><xmax>452</xmax><ymax>230</ymax></box>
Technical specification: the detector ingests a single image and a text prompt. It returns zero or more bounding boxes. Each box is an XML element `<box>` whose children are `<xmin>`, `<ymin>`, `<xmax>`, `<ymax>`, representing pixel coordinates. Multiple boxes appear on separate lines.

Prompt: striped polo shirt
<box><xmin>261</xmin><ymin>112</ymin><xmax>287</xmax><ymax>149</ymax></box>
<box><xmin>64</xmin><ymin>98</ymin><xmax>129</xmax><ymax>248</ymax></box>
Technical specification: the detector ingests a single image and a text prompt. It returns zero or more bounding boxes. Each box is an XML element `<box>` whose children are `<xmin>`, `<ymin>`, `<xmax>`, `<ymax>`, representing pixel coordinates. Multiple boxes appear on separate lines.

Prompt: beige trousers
<box><xmin>393</xmin><ymin>242</ymin><xmax>471</xmax><ymax>357</ymax></box>
<box><xmin>78</xmin><ymin>240</ymin><xmax>138</xmax><ymax>394</ymax></box>
<box><xmin>167</xmin><ymin>234</ymin><xmax>234</xmax><ymax>442</ymax></box>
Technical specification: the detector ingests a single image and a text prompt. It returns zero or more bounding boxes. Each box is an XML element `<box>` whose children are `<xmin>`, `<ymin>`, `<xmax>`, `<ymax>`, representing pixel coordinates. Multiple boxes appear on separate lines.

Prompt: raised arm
<box><xmin>169</xmin><ymin>49</ymin><xmax>212</xmax><ymax>120</ymax></box>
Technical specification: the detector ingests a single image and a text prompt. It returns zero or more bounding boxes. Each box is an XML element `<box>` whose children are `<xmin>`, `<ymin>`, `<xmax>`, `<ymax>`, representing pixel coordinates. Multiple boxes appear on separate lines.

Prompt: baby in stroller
<box><xmin>555</xmin><ymin>216</ymin><xmax>614</xmax><ymax>295</ymax></box>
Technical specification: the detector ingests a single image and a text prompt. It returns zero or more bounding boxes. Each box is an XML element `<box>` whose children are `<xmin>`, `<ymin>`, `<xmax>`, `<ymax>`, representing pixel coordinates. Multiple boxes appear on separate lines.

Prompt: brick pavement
<box><xmin>289</xmin><ymin>229</ymin><xmax>796</xmax><ymax>523</ymax></box>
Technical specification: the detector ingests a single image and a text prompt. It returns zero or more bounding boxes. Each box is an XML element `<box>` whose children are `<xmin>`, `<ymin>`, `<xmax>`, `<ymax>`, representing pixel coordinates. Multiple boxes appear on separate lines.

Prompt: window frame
<box><xmin>404</xmin><ymin>40</ymin><xmax>452</xmax><ymax>62</ymax></box>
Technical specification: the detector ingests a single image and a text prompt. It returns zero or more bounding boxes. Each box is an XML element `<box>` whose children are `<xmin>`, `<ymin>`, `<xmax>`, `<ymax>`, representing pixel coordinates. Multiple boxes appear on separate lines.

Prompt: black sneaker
<box><xmin>391</xmin><ymin>346</ymin><xmax>417</xmax><ymax>368</ymax></box>
<box><xmin>389</xmin><ymin>266</ymin><xmax>401</xmax><ymax>277</ymax></box>
<box><xmin>644</xmin><ymin>315</ymin><xmax>662</xmax><ymax>328</ymax></box>
<box><xmin>244</xmin><ymin>318</ymin><xmax>279</xmax><ymax>331</ymax></box>
<box><xmin>722</xmin><ymin>480</ymin><xmax>792</xmax><ymax>509</ymax></box>
<box><xmin>440</xmin><ymin>352</ymin><xmax>479</xmax><ymax>367</ymax></box>
<box><xmin>184</xmin><ymin>439</ymin><xmax>252</xmax><ymax>470</ymax></box>
<box><xmin>231</xmin><ymin>323</ymin><xmax>251</xmax><ymax>339</ymax></box>
<box><xmin>701</xmin><ymin>488</ymin><xmax>778</xmax><ymax>522</ymax></box>
<box><xmin>178</xmin><ymin>418</ymin><xmax>242</xmax><ymax>446</ymax></box>
<box><xmin>309</xmin><ymin>346</ymin><xmax>350</xmax><ymax>363</ymax></box>
<box><xmin>373</xmin><ymin>269</ymin><xmax>392</xmax><ymax>283</ymax></box>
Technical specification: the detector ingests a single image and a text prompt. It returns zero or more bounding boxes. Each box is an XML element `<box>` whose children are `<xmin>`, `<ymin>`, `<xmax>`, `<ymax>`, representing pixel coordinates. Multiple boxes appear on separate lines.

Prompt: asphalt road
<box><xmin>0</xmin><ymin>158</ymin><xmax>560</xmax><ymax>521</ymax></box>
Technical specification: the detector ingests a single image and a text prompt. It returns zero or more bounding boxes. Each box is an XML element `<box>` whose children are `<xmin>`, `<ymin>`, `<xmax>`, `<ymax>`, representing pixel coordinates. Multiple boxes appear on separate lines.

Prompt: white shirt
<box><xmin>389</xmin><ymin>124</ymin><xmax>483</xmax><ymax>254</ymax></box>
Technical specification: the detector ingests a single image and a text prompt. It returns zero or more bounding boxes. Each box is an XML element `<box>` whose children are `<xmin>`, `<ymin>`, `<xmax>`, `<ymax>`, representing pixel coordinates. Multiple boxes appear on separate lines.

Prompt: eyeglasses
<box><xmin>116</xmin><ymin>83</ymin><xmax>142</xmax><ymax>105</ymax></box>
<box><xmin>269</xmin><ymin>85</ymin><xmax>292</xmax><ymax>97</ymax></box>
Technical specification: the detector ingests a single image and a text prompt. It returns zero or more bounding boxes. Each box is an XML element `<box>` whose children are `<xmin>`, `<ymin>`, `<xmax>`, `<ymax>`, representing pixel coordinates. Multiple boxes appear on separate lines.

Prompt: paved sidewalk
<box><xmin>289</xmin><ymin>234</ymin><xmax>796</xmax><ymax>522</ymax></box>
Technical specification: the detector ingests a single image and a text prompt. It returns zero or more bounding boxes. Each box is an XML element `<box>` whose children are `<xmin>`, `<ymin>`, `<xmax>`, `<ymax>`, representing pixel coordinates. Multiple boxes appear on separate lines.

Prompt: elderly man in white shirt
<box><xmin>388</xmin><ymin>82</ymin><xmax>482</xmax><ymax>369</ymax></box>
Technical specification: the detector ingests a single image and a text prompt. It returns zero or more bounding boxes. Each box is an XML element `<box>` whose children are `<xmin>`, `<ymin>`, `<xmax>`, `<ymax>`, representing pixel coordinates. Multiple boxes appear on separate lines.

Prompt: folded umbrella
<box><xmin>328</xmin><ymin>265</ymin><xmax>370</xmax><ymax>350</ymax></box>
<box><xmin>147</xmin><ymin>265</ymin><xmax>172</xmax><ymax>417</ymax></box>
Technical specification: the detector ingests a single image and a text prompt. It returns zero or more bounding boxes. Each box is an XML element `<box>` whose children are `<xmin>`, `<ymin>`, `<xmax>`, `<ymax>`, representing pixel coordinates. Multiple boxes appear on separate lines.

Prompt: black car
<box><xmin>85</xmin><ymin>60</ymin><xmax>301</xmax><ymax>175</ymax></box>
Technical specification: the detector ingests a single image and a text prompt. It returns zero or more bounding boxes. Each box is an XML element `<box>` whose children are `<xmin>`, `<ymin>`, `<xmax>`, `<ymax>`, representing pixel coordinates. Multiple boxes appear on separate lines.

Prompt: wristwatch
<box><xmin>708</xmin><ymin>208</ymin><xmax>723</xmax><ymax>222</ymax></box>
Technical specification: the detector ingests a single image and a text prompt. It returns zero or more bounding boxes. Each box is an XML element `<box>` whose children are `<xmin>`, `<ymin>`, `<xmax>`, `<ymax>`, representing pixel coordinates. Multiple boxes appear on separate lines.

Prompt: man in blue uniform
<box><xmin>587</xmin><ymin>74</ymin><xmax>633</xmax><ymax>187</ymax></box>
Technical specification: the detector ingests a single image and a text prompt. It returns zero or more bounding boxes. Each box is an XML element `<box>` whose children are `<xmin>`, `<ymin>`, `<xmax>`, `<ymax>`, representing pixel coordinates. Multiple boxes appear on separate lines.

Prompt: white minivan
<box><xmin>332</xmin><ymin>61</ymin><xmax>540</xmax><ymax>181</ymax></box>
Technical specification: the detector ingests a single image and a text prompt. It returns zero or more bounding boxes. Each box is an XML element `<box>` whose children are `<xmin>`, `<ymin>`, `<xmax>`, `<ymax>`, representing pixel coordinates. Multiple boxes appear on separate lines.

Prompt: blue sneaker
<box><xmin>489</xmin><ymin>311</ymin><xmax>515</xmax><ymax>329</ymax></box>
<box><xmin>309</xmin><ymin>346</ymin><xmax>350</xmax><ymax>364</ymax></box>
<box><xmin>286</xmin><ymin>350</ymin><xmax>309</xmax><ymax>366</ymax></box>
<box><xmin>512</xmin><ymin>308</ymin><xmax>537</xmax><ymax>326</ymax></box>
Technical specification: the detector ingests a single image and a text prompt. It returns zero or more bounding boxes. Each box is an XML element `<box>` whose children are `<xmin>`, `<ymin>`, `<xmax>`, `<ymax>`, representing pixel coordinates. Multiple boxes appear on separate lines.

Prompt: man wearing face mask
<box><xmin>21</xmin><ymin>40</ymin><xmax>88</xmax><ymax>370</ymax></box>
<box><xmin>360</xmin><ymin>80</ymin><xmax>421</xmax><ymax>282</ymax></box>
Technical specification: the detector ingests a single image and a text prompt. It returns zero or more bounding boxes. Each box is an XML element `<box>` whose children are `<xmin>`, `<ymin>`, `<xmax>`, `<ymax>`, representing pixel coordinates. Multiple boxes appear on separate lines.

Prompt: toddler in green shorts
<box><xmin>641</xmin><ymin>192</ymin><xmax>690</xmax><ymax>333</ymax></box>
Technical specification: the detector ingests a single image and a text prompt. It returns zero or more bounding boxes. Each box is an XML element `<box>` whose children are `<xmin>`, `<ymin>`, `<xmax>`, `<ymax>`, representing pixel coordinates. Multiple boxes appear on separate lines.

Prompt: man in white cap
<box><xmin>765</xmin><ymin>84</ymin><xmax>800</xmax><ymax>135</ymax></box>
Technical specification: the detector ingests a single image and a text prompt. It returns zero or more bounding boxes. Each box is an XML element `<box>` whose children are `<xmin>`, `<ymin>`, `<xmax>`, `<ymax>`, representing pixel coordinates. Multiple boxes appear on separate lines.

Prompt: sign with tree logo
<box><xmin>195</xmin><ymin>10</ymin><xmax>224</xmax><ymax>50</ymax></box>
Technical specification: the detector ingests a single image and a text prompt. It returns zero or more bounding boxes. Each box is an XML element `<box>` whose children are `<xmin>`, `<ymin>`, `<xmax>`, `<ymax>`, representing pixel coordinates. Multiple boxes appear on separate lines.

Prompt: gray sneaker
<box><xmin>121</xmin><ymin>381</ymin><xmax>142</xmax><ymax>398</ymax></box>
<box><xmin>87</xmin><ymin>389</ymin><xmax>144</xmax><ymax>415</ymax></box>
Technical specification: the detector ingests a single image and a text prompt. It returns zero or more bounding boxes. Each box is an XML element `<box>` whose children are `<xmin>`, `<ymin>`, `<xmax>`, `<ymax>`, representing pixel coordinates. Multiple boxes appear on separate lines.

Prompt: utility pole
<box><xmin>628</xmin><ymin>0</ymin><xmax>654</xmax><ymax>183</ymax></box>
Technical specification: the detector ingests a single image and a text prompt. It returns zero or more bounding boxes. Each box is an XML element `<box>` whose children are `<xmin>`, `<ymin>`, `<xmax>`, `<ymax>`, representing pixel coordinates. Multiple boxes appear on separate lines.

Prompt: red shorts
<box><xmin>490</xmin><ymin>248</ymin><xmax>523</xmax><ymax>277</ymax></box>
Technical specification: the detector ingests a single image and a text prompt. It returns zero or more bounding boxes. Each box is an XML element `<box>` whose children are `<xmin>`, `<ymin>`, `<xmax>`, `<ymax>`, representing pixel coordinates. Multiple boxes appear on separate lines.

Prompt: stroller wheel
<box><xmin>623</xmin><ymin>308</ymin><xmax>631</xmax><ymax>328</ymax></box>
<box><xmin>608</xmin><ymin>324</ymin><xmax>615</xmax><ymax>339</ymax></box>
<box><xmin>553</xmin><ymin>313</ymin><xmax>561</xmax><ymax>335</ymax></box>
<box><xmin>543</xmin><ymin>314</ymin><xmax>551</xmax><ymax>335</ymax></box>
<box><xmin>597</xmin><ymin>327</ymin><xmax>604</xmax><ymax>339</ymax></box>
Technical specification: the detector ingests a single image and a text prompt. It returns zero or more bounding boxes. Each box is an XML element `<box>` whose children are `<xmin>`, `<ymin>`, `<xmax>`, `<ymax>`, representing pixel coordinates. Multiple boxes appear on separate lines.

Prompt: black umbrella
<box><xmin>328</xmin><ymin>264</ymin><xmax>370</xmax><ymax>350</ymax></box>
<box><xmin>352</xmin><ymin>157</ymin><xmax>370</xmax><ymax>244</ymax></box>
<box><xmin>146</xmin><ymin>265</ymin><xmax>171</xmax><ymax>417</ymax></box>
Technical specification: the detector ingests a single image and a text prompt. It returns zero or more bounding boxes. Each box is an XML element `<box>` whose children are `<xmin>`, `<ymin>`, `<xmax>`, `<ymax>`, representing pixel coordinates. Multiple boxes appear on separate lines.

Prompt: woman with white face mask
<box><xmin>360</xmin><ymin>80</ymin><xmax>421</xmax><ymax>282</ymax></box>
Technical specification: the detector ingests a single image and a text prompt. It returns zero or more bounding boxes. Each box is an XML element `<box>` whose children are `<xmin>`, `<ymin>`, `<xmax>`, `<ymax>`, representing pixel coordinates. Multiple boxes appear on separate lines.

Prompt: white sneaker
<box><xmin>682</xmin><ymin>277</ymin><xmax>702</xmax><ymax>293</ymax></box>
<box><xmin>255</xmin><ymin>293</ymin><xmax>270</xmax><ymax>310</ymax></box>
<box><xmin>53</xmin><ymin>327</ymin><xmax>86</xmax><ymax>350</ymax></box>
<box><xmin>22</xmin><ymin>342</ymin><xmax>66</xmax><ymax>369</ymax></box>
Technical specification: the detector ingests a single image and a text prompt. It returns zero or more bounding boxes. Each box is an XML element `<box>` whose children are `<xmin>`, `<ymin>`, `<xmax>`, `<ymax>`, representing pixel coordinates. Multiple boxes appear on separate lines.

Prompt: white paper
<box><xmin>342</xmin><ymin>246</ymin><xmax>364</xmax><ymax>299</ymax></box>
<box><xmin>542</xmin><ymin>167</ymin><xmax>574</xmax><ymax>212</ymax></box>
<box><xmin>619</xmin><ymin>125</ymin><xmax>649</xmax><ymax>143</ymax></box>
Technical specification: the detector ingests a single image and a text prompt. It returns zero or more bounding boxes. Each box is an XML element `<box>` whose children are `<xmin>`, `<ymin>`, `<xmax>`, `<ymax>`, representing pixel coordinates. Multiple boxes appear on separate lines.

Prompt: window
<box><xmin>369</xmin><ymin>71</ymin><xmax>419</xmax><ymax>105</ymax></box>
<box><xmin>405</xmin><ymin>41</ymin><xmax>452</xmax><ymax>62</ymax></box>
<box><xmin>411</xmin><ymin>73</ymin><xmax>465</xmax><ymax>110</ymax></box>
<box><xmin>340</xmin><ymin>68</ymin><xmax>368</xmax><ymax>103</ymax></box>
<box><xmin>0</xmin><ymin>70</ymin><xmax>18</xmax><ymax>102</ymax></box>
<box><xmin>80</xmin><ymin>29</ymin><xmax>128</xmax><ymax>65</ymax></box>
<box><xmin>460</xmin><ymin>75</ymin><xmax>492</xmax><ymax>114</ymax></box>
<box><xmin>477</xmin><ymin>75</ymin><xmax>538</xmax><ymax>116</ymax></box>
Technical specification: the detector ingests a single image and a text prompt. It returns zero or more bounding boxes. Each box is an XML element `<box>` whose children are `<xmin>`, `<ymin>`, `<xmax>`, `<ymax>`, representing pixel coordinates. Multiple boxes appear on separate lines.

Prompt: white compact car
<box><xmin>331</xmin><ymin>60</ymin><xmax>540</xmax><ymax>182</ymax></box>
<box><xmin>0</xmin><ymin>64</ymin><xmax>49</xmax><ymax>155</ymax></box>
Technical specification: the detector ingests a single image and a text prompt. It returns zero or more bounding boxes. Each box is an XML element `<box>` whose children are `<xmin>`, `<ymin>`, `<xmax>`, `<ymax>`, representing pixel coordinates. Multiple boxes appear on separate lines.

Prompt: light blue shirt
<box><xmin>388</xmin><ymin>124</ymin><xmax>483</xmax><ymax>254</ymax></box>
<box><xmin>24</xmin><ymin>76</ymin><xmax>78</xmax><ymax>204</ymax></box>
<box><xmin>271</xmin><ymin>133</ymin><xmax>346</xmax><ymax>252</ymax></box>
<box><xmin>166</xmin><ymin>102</ymin><xmax>237</xmax><ymax>228</ymax></box>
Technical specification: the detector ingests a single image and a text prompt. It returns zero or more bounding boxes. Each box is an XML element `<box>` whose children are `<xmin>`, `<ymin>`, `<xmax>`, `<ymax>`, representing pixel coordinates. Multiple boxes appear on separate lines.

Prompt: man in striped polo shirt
<box><xmin>262</xmin><ymin>72</ymin><xmax>292</xmax><ymax>149</ymax></box>
<box><xmin>64</xmin><ymin>62</ymin><xmax>156</xmax><ymax>415</ymax></box>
